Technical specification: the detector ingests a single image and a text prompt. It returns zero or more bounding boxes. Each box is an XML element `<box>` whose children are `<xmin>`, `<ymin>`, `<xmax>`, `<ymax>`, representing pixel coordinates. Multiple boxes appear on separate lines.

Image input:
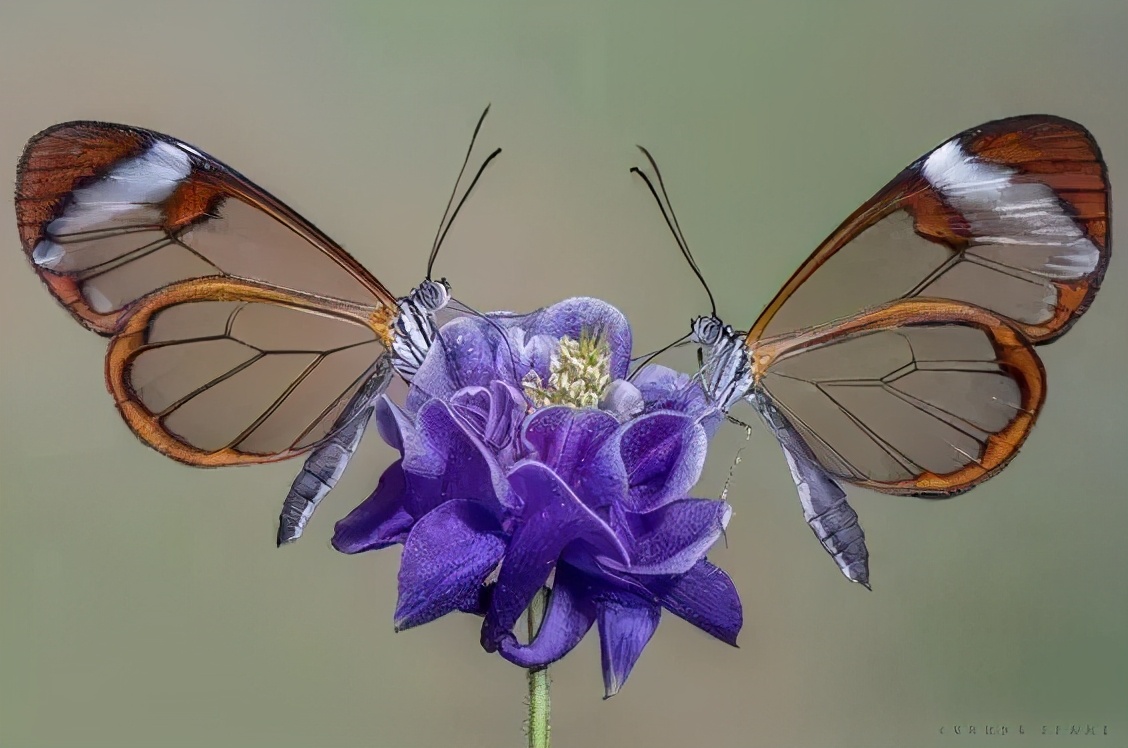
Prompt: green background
<box><xmin>1</xmin><ymin>2</ymin><xmax>1125</xmax><ymax>747</ymax></box>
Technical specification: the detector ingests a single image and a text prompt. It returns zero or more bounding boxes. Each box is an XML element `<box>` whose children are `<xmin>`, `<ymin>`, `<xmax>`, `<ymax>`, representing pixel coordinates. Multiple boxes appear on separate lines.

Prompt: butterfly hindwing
<box><xmin>752</xmin><ymin>299</ymin><xmax>1046</xmax><ymax>497</ymax></box>
<box><xmin>105</xmin><ymin>278</ymin><xmax>394</xmax><ymax>466</ymax></box>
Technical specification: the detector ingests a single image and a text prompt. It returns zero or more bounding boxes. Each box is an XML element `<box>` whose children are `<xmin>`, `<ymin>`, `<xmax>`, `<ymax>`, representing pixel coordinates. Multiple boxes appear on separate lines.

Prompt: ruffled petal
<box><xmin>561</xmin><ymin>546</ymin><xmax>655</xmax><ymax>600</ymax></box>
<box><xmin>596</xmin><ymin>590</ymin><xmax>661</xmax><ymax>698</ymax></box>
<box><xmin>404</xmin><ymin>399</ymin><xmax>513</xmax><ymax>516</ymax></box>
<box><xmin>449</xmin><ymin>386</ymin><xmax>492</xmax><ymax>432</ymax></box>
<box><xmin>600</xmin><ymin>379</ymin><xmax>645</xmax><ymax>422</ymax></box>
<box><xmin>394</xmin><ymin>500</ymin><xmax>507</xmax><ymax>630</ymax></box>
<box><xmin>495</xmin><ymin>563</ymin><xmax>597</xmax><ymax>668</ymax></box>
<box><xmin>608</xmin><ymin>499</ymin><xmax>731</xmax><ymax>575</ymax></box>
<box><xmin>331</xmin><ymin>460</ymin><xmax>414</xmax><ymax>554</ymax></box>
<box><xmin>495</xmin><ymin>298</ymin><xmax>633</xmax><ymax>379</ymax></box>
<box><xmin>407</xmin><ymin>317</ymin><xmax>499</xmax><ymax>412</ymax></box>
<box><xmin>643</xmin><ymin>559</ymin><xmax>742</xmax><ymax>646</ymax></box>
<box><xmin>497</xmin><ymin>327</ymin><xmax>556</xmax><ymax>385</ymax></box>
<box><xmin>483</xmin><ymin>381</ymin><xmax>526</xmax><ymax>456</ymax></box>
<box><xmin>374</xmin><ymin>395</ymin><xmax>413</xmax><ymax>453</ymax></box>
<box><xmin>600</xmin><ymin>411</ymin><xmax>708</xmax><ymax>512</ymax></box>
<box><xmin>569</xmin><ymin>423</ymin><xmax>629</xmax><ymax>513</ymax></box>
<box><xmin>521</xmin><ymin>406</ymin><xmax>619</xmax><ymax>486</ymax></box>
<box><xmin>446</xmin><ymin>380</ymin><xmax>526</xmax><ymax>468</ymax></box>
<box><xmin>633</xmin><ymin>364</ymin><xmax>724</xmax><ymax>436</ymax></box>
<box><xmin>482</xmin><ymin>460</ymin><xmax>628</xmax><ymax>651</ymax></box>
<box><xmin>633</xmin><ymin>364</ymin><xmax>702</xmax><ymax>412</ymax></box>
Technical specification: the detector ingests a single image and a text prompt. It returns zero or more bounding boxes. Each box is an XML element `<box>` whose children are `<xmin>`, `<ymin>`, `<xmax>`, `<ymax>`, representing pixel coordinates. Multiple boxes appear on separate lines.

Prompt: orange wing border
<box><xmin>752</xmin><ymin>299</ymin><xmax>1048</xmax><ymax>497</ymax></box>
<box><xmin>105</xmin><ymin>277</ymin><xmax>396</xmax><ymax>467</ymax></box>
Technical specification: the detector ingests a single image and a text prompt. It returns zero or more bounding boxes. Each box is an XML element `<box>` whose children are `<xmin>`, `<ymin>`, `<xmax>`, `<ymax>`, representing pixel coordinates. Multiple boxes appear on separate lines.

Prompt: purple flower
<box><xmin>333</xmin><ymin>298</ymin><xmax>742</xmax><ymax>696</ymax></box>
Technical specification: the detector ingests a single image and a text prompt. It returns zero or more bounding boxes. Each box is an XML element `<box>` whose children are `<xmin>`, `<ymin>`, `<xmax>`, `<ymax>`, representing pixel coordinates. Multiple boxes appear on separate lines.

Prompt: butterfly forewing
<box><xmin>753</xmin><ymin>300</ymin><xmax>1046</xmax><ymax>496</ymax></box>
<box><xmin>106</xmin><ymin>279</ymin><xmax>392</xmax><ymax>466</ymax></box>
<box><xmin>16</xmin><ymin>121</ymin><xmax>398</xmax><ymax>334</ymax></box>
<box><xmin>747</xmin><ymin>115</ymin><xmax>1110</xmax><ymax>344</ymax></box>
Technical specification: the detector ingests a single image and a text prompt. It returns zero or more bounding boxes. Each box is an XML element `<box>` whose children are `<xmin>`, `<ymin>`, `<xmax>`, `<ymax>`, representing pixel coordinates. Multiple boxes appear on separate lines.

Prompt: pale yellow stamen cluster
<box><xmin>523</xmin><ymin>331</ymin><xmax>612</xmax><ymax>409</ymax></box>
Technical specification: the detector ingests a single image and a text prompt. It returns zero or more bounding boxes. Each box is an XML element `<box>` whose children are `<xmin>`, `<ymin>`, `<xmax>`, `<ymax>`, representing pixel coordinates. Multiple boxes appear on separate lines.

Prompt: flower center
<box><xmin>523</xmin><ymin>331</ymin><xmax>612</xmax><ymax>409</ymax></box>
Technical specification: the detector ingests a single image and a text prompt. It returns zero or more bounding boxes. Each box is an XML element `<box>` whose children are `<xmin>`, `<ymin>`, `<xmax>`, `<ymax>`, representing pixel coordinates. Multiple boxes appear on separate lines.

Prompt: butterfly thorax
<box><xmin>391</xmin><ymin>278</ymin><xmax>451</xmax><ymax>382</ymax></box>
<box><xmin>692</xmin><ymin>315</ymin><xmax>753</xmax><ymax>413</ymax></box>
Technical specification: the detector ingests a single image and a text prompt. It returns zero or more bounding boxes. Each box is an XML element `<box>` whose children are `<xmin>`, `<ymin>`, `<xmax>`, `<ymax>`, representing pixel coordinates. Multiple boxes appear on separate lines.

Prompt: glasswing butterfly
<box><xmin>631</xmin><ymin>115</ymin><xmax>1110</xmax><ymax>587</ymax></box>
<box><xmin>15</xmin><ymin>108</ymin><xmax>501</xmax><ymax>546</ymax></box>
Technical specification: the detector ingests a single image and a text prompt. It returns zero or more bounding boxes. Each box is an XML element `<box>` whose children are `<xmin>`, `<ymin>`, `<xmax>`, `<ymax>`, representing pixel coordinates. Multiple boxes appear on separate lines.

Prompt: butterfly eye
<box><xmin>416</xmin><ymin>279</ymin><xmax>451</xmax><ymax>312</ymax></box>
<box><xmin>691</xmin><ymin>316</ymin><xmax>723</xmax><ymax>345</ymax></box>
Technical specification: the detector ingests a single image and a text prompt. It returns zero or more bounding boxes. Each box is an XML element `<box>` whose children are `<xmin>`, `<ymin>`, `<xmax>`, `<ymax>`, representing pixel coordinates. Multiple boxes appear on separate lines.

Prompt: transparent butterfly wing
<box><xmin>753</xmin><ymin>299</ymin><xmax>1046</xmax><ymax>497</ymax></box>
<box><xmin>748</xmin><ymin>115</ymin><xmax>1110</xmax><ymax>345</ymax></box>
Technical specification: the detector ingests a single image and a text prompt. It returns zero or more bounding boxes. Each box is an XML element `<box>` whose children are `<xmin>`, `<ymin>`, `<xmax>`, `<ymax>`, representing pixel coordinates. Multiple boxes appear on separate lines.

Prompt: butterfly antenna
<box><xmin>627</xmin><ymin>331</ymin><xmax>691</xmax><ymax>381</ymax></box>
<box><xmin>430</xmin><ymin>146</ymin><xmax>502</xmax><ymax>279</ymax></box>
<box><xmin>429</xmin><ymin>106</ymin><xmax>489</xmax><ymax>271</ymax></box>
<box><xmin>426</xmin><ymin>105</ymin><xmax>501</xmax><ymax>280</ymax></box>
<box><xmin>630</xmin><ymin>146</ymin><xmax>718</xmax><ymax>317</ymax></box>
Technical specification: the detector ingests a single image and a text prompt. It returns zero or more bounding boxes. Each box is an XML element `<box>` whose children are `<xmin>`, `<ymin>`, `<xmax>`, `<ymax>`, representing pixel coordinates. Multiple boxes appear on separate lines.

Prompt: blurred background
<box><xmin>1</xmin><ymin>2</ymin><xmax>1125</xmax><ymax>747</ymax></box>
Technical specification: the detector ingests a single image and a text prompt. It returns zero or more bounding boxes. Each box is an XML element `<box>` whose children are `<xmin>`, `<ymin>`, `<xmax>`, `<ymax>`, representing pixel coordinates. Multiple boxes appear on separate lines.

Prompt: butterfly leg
<box><xmin>725</xmin><ymin>413</ymin><xmax>755</xmax><ymax>432</ymax></box>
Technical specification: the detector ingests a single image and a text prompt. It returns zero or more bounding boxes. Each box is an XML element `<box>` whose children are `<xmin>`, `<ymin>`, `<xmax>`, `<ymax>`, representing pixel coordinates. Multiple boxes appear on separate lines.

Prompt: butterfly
<box><xmin>15</xmin><ymin>107</ymin><xmax>501</xmax><ymax>546</ymax></box>
<box><xmin>631</xmin><ymin>115</ymin><xmax>1110</xmax><ymax>587</ymax></box>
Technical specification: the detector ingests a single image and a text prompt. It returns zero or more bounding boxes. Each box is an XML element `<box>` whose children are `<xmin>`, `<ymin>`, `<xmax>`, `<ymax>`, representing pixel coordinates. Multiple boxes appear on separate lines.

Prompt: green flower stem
<box><xmin>526</xmin><ymin>587</ymin><xmax>550</xmax><ymax>748</ymax></box>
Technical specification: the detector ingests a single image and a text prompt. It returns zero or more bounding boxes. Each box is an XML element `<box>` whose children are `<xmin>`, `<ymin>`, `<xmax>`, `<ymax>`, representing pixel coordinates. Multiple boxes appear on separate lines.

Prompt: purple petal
<box><xmin>697</xmin><ymin>409</ymin><xmax>725</xmax><ymax>440</ymax></box>
<box><xmin>404</xmin><ymin>399</ymin><xmax>512</xmax><ymax>516</ymax></box>
<box><xmin>644</xmin><ymin>560</ymin><xmax>742</xmax><ymax>646</ymax></box>
<box><xmin>495</xmin><ymin>563</ymin><xmax>597</xmax><ymax>668</ymax></box>
<box><xmin>562</xmin><ymin>547</ymin><xmax>656</xmax><ymax>601</ymax></box>
<box><xmin>600</xmin><ymin>380</ymin><xmax>644</xmax><ymax>422</ymax></box>
<box><xmin>521</xmin><ymin>406</ymin><xmax>619</xmax><ymax>486</ymax></box>
<box><xmin>633</xmin><ymin>365</ymin><xmax>702</xmax><ymax>412</ymax></box>
<box><xmin>450</xmin><ymin>386</ymin><xmax>492</xmax><ymax>430</ymax></box>
<box><xmin>394</xmin><ymin>500</ymin><xmax>506</xmax><ymax>630</ymax></box>
<box><xmin>374</xmin><ymin>395</ymin><xmax>413</xmax><ymax>453</ymax></box>
<box><xmin>632</xmin><ymin>364</ymin><xmax>724</xmax><ymax>436</ymax></box>
<box><xmin>632</xmin><ymin>363</ymin><xmax>688</xmax><ymax>393</ymax></box>
<box><xmin>482</xmin><ymin>461</ymin><xmax>628</xmax><ymax>651</ymax></box>
<box><xmin>608</xmin><ymin>499</ymin><xmax>731</xmax><ymax>575</ymax></box>
<box><xmin>331</xmin><ymin>460</ymin><xmax>414</xmax><ymax>554</ymax></box>
<box><xmin>494</xmin><ymin>298</ymin><xmax>633</xmax><ymax>379</ymax></box>
<box><xmin>497</xmin><ymin>327</ymin><xmax>556</xmax><ymax>385</ymax></box>
<box><xmin>448</xmin><ymin>381</ymin><xmax>526</xmax><ymax>463</ymax></box>
<box><xmin>407</xmin><ymin>317</ymin><xmax>499</xmax><ymax>412</ymax></box>
<box><xmin>597</xmin><ymin>590</ymin><xmax>661</xmax><ymax>698</ymax></box>
<box><xmin>601</xmin><ymin>412</ymin><xmax>708</xmax><ymax>512</ymax></box>
<box><xmin>483</xmin><ymin>381</ymin><xmax>526</xmax><ymax>454</ymax></box>
<box><xmin>573</xmin><ymin>429</ymin><xmax>629</xmax><ymax>513</ymax></box>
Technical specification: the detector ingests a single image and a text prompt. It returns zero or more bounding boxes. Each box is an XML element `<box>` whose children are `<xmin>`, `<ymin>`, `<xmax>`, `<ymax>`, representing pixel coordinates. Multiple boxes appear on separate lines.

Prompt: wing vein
<box><xmin>156</xmin><ymin>351</ymin><xmax>266</xmax><ymax>418</ymax></box>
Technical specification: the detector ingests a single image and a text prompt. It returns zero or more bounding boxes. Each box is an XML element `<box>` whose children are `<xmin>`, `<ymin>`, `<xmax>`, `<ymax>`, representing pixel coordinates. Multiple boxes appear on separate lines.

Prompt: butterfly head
<box><xmin>691</xmin><ymin>315</ymin><xmax>725</xmax><ymax>346</ymax></box>
<box><xmin>414</xmin><ymin>278</ymin><xmax>452</xmax><ymax>312</ymax></box>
